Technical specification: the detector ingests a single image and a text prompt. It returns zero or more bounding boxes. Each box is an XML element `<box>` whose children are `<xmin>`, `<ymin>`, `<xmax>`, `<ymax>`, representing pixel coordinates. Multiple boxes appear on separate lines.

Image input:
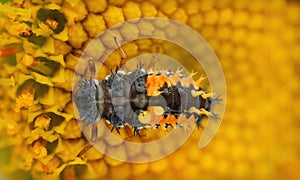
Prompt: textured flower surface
<box><xmin>0</xmin><ymin>0</ymin><xmax>300</xmax><ymax>179</ymax></box>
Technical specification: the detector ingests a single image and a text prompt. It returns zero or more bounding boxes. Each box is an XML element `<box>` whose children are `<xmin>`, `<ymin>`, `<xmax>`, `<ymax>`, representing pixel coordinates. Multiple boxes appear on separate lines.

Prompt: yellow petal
<box><xmin>31</xmin><ymin>140</ymin><xmax>47</xmax><ymax>159</ymax></box>
<box><xmin>52</xmin><ymin>25</ymin><xmax>68</xmax><ymax>41</ymax></box>
<box><xmin>61</xmin><ymin>119</ymin><xmax>82</xmax><ymax>139</ymax></box>
<box><xmin>41</xmin><ymin>37</ymin><xmax>55</xmax><ymax>54</ymax></box>
<box><xmin>31</xmin><ymin>72</ymin><xmax>53</xmax><ymax>86</ymax></box>
<box><xmin>0</xmin><ymin>76</ymin><xmax>15</xmax><ymax>86</ymax></box>
<box><xmin>15</xmin><ymin>88</ymin><xmax>35</xmax><ymax>112</ymax></box>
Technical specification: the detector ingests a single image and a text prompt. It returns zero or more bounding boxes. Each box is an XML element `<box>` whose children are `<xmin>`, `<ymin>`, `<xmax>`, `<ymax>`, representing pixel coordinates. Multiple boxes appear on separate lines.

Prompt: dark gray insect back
<box><xmin>74</xmin><ymin>78</ymin><xmax>104</xmax><ymax>124</ymax></box>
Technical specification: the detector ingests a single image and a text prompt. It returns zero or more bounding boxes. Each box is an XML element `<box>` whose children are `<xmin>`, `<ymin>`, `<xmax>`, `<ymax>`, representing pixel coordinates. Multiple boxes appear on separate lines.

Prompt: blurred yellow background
<box><xmin>0</xmin><ymin>0</ymin><xmax>299</xmax><ymax>179</ymax></box>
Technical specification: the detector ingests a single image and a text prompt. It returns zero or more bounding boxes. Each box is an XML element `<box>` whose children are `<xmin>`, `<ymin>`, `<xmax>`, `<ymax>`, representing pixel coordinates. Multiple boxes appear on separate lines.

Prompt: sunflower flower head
<box><xmin>0</xmin><ymin>0</ymin><xmax>299</xmax><ymax>179</ymax></box>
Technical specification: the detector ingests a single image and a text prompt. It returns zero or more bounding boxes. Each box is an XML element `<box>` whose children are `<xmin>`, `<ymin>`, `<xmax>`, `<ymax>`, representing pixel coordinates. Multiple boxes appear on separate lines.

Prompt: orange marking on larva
<box><xmin>176</xmin><ymin>115</ymin><xmax>195</xmax><ymax>128</ymax></box>
<box><xmin>157</xmin><ymin>74</ymin><xmax>172</xmax><ymax>88</ymax></box>
<box><xmin>146</xmin><ymin>74</ymin><xmax>160</xmax><ymax>96</ymax></box>
<box><xmin>177</xmin><ymin>114</ymin><xmax>189</xmax><ymax>124</ymax></box>
<box><xmin>185</xmin><ymin>116</ymin><xmax>197</xmax><ymax>126</ymax></box>
<box><xmin>158</xmin><ymin>114</ymin><xmax>178</xmax><ymax>126</ymax></box>
<box><xmin>146</xmin><ymin>73</ymin><xmax>171</xmax><ymax>96</ymax></box>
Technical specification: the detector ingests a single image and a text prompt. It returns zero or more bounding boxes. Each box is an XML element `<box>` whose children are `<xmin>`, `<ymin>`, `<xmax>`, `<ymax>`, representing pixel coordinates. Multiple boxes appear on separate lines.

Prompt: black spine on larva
<box><xmin>200</xmin><ymin>95</ymin><xmax>212</xmax><ymax>112</ymax></box>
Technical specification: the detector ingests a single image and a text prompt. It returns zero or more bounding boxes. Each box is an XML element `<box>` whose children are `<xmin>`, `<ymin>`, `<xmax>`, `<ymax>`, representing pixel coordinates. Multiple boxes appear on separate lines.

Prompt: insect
<box><xmin>73</xmin><ymin>37</ymin><xmax>219</xmax><ymax>142</ymax></box>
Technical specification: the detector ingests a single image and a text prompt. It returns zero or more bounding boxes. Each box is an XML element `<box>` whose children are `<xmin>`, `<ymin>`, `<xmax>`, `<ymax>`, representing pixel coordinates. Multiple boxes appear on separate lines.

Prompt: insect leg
<box><xmin>114</xmin><ymin>37</ymin><xmax>127</xmax><ymax>68</ymax></box>
<box><xmin>87</xmin><ymin>58</ymin><xmax>96</xmax><ymax>79</ymax></box>
<box><xmin>145</xmin><ymin>46</ymin><xmax>161</xmax><ymax>71</ymax></box>
<box><xmin>110</xmin><ymin>109</ymin><xmax>124</xmax><ymax>135</ymax></box>
<box><xmin>77</xmin><ymin>143</ymin><xmax>93</xmax><ymax>157</ymax></box>
<box><xmin>195</xmin><ymin>114</ymin><xmax>206</xmax><ymax>129</ymax></box>
<box><xmin>133</xmin><ymin>127</ymin><xmax>141</xmax><ymax>137</ymax></box>
<box><xmin>145</xmin><ymin>53</ymin><xmax>159</xmax><ymax>71</ymax></box>
<box><xmin>124</xmin><ymin>125</ymin><xmax>134</xmax><ymax>138</ymax></box>
<box><xmin>91</xmin><ymin>123</ymin><xmax>98</xmax><ymax>143</ymax></box>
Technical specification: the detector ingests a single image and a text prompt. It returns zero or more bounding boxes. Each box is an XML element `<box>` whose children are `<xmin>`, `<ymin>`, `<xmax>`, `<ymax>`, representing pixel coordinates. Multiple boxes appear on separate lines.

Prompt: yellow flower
<box><xmin>84</xmin><ymin>0</ymin><xmax>107</xmax><ymax>13</ymax></box>
<box><xmin>15</xmin><ymin>88</ymin><xmax>35</xmax><ymax>112</ymax></box>
<box><xmin>34</xmin><ymin>114</ymin><xmax>51</xmax><ymax>130</ymax></box>
<box><xmin>7</xmin><ymin>21</ymin><xmax>31</xmax><ymax>36</ymax></box>
<box><xmin>123</xmin><ymin>1</ymin><xmax>142</xmax><ymax>20</ymax></box>
<box><xmin>82</xmin><ymin>13</ymin><xmax>106</xmax><ymax>38</ymax></box>
<box><xmin>0</xmin><ymin>76</ymin><xmax>15</xmax><ymax>86</ymax></box>
<box><xmin>67</xmin><ymin>23</ymin><xmax>88</xmax><ymax>49</ymax></box>
<box><xmin>45</xmin><ymin>17</ymin><xmax>60</xmax><ymax>30</ymax></box>
<box><xmin>20</xmin><ymin>54</ymin><xmax>37</xmax><ymax>67</ymax></box>
<box><xmin>31</xmin><ymin>140</ymin><xmax>48</xmax><ymax>159</ymax></box>
<box><xmin>102</xmin><ymin>6</ymin><xmax>125</xmax><ymax>27</ymax></box>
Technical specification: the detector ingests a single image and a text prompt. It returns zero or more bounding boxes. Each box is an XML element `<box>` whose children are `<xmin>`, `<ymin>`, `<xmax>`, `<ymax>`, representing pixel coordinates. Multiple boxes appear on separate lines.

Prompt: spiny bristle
<box><xmin>189</xmin><ymin>107</ymin><xmax>212</xmax><ymax>117</ymax></box>
<box><xmin>209</xmin><ymin>113</ymin><xmax>219</xmax><ymax>120</ymax></box>
<box><xmin>168</xmin><ymin>73</ymin><xmax>181</xmax><ymax>86</ymax></box>
<box><xmin>191</xmin><ymin>89</ymin><xmax>205</xmax><ymax>97</ymax></box>
<box><xmin>188</xmin><ymin>70</ymin><xmax>198</xmax><ymax>78</ymax></box>
<box><xmin>181</xmin><ymin>76</ymin><xmax>196</xmax><ymax>87</ymax></box>
<box><xmin>175</xmin><ymin>67</ymin><xmax>183</xmax><ymax>74</ymax></box>
<box><xmin>194</xmin><ymin>75</ymin><xmax>207</xmax><ymax>89</ymax></box>
<box><xmin>202</xmin><ymin>92</ymin><xmax>213</xmax><ymax>99</ymax></box>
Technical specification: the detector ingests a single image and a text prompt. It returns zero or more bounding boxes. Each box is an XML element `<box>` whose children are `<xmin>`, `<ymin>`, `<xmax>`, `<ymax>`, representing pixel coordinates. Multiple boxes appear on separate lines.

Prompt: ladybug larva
<box><xmin>74</xmin><ymin>37</ymin><xmax>219</xmax><ymax>141</ymax></box>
